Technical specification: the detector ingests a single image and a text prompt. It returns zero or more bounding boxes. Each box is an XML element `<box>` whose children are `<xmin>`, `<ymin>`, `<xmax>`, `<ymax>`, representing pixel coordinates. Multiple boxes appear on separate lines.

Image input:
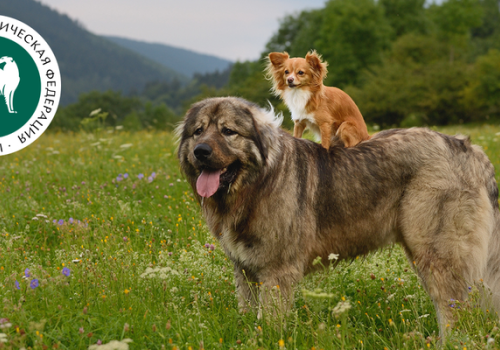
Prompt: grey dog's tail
<box><xmin>484</xmin><ymin>211</ymin><xmax>500</xmax><ymax>314</ymax></box>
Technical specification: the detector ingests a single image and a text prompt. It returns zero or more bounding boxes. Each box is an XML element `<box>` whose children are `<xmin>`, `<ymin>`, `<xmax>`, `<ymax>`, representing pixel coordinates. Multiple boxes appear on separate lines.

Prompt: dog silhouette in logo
<box><xmin>0</xmin><ymin>56</ymin><xmax>20</xmax><ymax>114</ymax></box>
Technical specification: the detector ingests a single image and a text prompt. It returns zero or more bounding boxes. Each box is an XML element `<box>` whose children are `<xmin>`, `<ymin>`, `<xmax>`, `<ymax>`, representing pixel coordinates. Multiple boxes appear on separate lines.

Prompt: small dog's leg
<box><xmin>319</xmin><ymin>124</ymin><xmax>332</xmax><ymax>149</ymax></box>
<box><xmin>336</xmin><ymin>121</ymin><xmax>363</xmax><ymax>147</ymax></box>
<box><xmin>293</xmin><ymin>120</ymin><xmax>307</xmax><ymax>139</ymax></box>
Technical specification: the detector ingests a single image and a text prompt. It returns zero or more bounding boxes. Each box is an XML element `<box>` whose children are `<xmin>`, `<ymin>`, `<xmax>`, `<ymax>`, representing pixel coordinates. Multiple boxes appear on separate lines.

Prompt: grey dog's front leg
<box><xmin>233</xmin><ymin>266</ymin><xmax>259</xmax><ymax>313</ymax></box>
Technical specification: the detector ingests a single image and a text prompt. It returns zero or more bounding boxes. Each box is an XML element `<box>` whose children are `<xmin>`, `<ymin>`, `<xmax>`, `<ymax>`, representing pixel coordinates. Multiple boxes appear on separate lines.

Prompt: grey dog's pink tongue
<box><xmin>196</xmin><ymin>169</ymin><xmax>221</xmax><ymax>198</ymax></box>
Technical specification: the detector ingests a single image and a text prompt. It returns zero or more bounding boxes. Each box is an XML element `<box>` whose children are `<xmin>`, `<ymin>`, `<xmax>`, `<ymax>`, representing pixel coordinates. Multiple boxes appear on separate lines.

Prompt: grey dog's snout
<box><xmin>194</xmin><ymin>143</ymin><xmax>212</xmax><ymax>161</ymax></box>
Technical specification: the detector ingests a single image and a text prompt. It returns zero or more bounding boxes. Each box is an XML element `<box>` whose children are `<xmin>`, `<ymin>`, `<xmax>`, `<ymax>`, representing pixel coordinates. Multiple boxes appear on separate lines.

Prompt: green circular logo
<box><xmin>0</xmin><ymin>15</ymin><xmax>61</xmax><ymax>156</ymax></box>
<box><xmin>0</xmin><ymin>37</ymin><xmax>42</xmax><ymax>137</ymax></box>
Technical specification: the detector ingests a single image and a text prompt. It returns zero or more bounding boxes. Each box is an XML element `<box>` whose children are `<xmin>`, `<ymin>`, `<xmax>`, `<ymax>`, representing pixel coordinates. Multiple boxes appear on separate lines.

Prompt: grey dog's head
<box><xmin>177</xmin><ymin>97</ymin><xmax>282</xmax><ymax>200</ymax></box>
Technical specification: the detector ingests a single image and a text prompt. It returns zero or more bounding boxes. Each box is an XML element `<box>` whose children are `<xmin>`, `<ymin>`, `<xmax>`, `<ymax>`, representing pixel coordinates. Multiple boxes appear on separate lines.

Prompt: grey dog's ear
<box><xmin>250</xmin><ymin>118</ymin><xmax>269</xmax><ymax>165</ymax></box>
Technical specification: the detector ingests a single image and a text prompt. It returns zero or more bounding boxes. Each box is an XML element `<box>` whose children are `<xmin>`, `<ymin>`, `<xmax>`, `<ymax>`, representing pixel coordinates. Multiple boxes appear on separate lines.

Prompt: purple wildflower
<box><xmin>53</xmin><ymin>219</ymin><xmax>56</xmax><ymax>224</ymax></box>
<box><xmin>123</xmin><ymin>236</ymin><xmax>128</xmax><ymax>242</ymax></box>
<box><xmin>116</xmin><ymin>174</ymin><xmax>123</xmax><ymax>182</ymax></box>
<box><xmin>62</xmin><ymin>267</ymin><xmax>70</xmax><ymax>277</ymax></box>
<box><xmin>81</xmin><ymin>181</ymin><xmax>86</xmax><ymax>185</ymax></box>
<box><xmin>30</xmin><ymin>279</ymin><xmax>39</xmax><ymax>289</ymax></box>
<box><xmin>69</xmin><ymin>217</ymin><xmax>74</xmax><ymax>224</ymax></box>
<box><xmin>25</xmin><ymin>268</ymin><xmax>30</xmax><ymax>278</ymax></box>
<box><xmin>79</xmin><ymin>327</ymin><xmax>84</xmax><ymax>334</ymax></box>
<box><xmin>124</xmin><ymin>173</ymin><xmax>129</xmax><ymax>179</ymax></box>
<box><xmin>15</xmin><ymin>280</ymin><xmax>20</xmax><ymax>290</ymax></box>
<box><xmin>204</xmin><ymin>243</ymin><xmax>210</xmax><ymax>249</ymax></box>
<box><xmin>97</xmin><ymin>340</ymin><xmax>102</xmax><ymax>345</ymax></box>
<box><xmin>169</xmin><ymin>183</ymin><xmax>174</xmax><ymax>187</ymax></box>
<box><xmin>210</xmin><ymin>244</ymin><xmax>215</xmax><ymax>251</ymax></box>
<box><xmin>148</xmin><ymin>176</ymin><xmax>154</xmax><ymax>183</ymax></box>
<box><xmin>151</xmin><ymin>172</ymin><xmax>156</xmax><ymax>178</ymax></box>
<box><xmin>58</xmin><ymin>219</ymin><xmax>64</xmax><ymax>225</ymax></box>
<box><xmin>168</xmin><ymin>252</ymin><xmax>173</xmax><ymax>256</ymax></box>
<box><xmin>138</xmin><ymin>173</ymin><xmax>144</xmax><ymax>180</ymax></box>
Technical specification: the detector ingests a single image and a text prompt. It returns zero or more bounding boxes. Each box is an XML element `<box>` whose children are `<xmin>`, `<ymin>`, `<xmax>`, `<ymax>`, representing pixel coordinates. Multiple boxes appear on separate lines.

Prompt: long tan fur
<box><xmin>266</xmin><ymin>51</ymin><xmax>369</xmax><ymax>149</ymax></box>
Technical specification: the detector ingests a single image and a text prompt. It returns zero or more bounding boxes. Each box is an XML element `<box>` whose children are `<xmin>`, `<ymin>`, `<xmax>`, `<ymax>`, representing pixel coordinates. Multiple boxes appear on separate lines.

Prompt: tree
<box><xmin>428</xmin><ymin>0</ymin><xmax>483</xmax><ymax>62</ymax></box>
<box><xmin>380</xmin><ymin>0</ymin><xmax>428</xmax><ymax>37</ymax></box>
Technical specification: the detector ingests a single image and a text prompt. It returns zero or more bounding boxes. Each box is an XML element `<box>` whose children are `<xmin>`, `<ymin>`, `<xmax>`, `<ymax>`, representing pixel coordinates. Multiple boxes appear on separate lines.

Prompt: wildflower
<box><xmin>58</xmin><ymin>219</ymin><xmax>64</xmax><ymax>225</ymax></box>
<box><xmin>0</xmin><ymin>333</ymin><xmax>7</xmax><ymax>344</ymax></box>
<box><xmin>0</xmin><ymin>319</ymin><xmax>12</xmax><ymax>329</ymax></box>
<box><xmin>30</xmin><ymin>279</ymin><xmax>39</xmax><ymax>289</ymax></box>
<box><xmin>278</xmin><ymin>339</ymin><xmax>285</xmax><ymax>348</ymax></box>
<box><xmin>312</xmin><ymin>256</ymin><xmax>322</xmax><ymax>265</ymax></box>
<box><xmin>79</xmin><ymin>327</ymin><xmax>84</xmax><ymax>334</ymax></box>
<box><xmin>69</xmin><ymin>218</ymin><xmax>74</xmax><ymax>224</ymax></box>
<box><xmin>204</xmin><ymin>243</ymin><xmax>210</xmax><ymax>249</ymax></box>
<box><xmin>123</xmin><ymin>237</ymin><xmax>128</xmax><ymax>242</ymax></box>
<box><xmin>62</xmin><ymin>267</ymin><xmax>71</xmax><ymax>277</ymax></box>
<box><xmin>138</xmin><ymin>173</ymin><xmax>144</xmax><ymax>180</ymax></box>
<box><xmin>210</xmin><ymin>244</ymin><xmax>215</xmax><ymax>251</ymax></box>
<box><xmin>88</xmin><ymin>339</ymin><xmax>133</xmax><ymax>350</ymax></box>
<box><xmin>332</xmin><ymin>300</ymin><xmax>351</xmax><ymax>316</ymax></box>
<box><xmin>328</xmin><ymin>253</ymin><xmax>339</xmax><ymax>261</ymax></box>
<box><xmin>124</xmin><ymin>173</ymin><xmax>129</xmax><ymax>179</ymax></box>
<box><xmin>15</xmin><ymin>280</ymin><xmax>20</xmax><ymax>290</ymax></box>
<box><xmin>25</xmin><ymin>268</ymin><xmax>30</xmax><ymax>278</ymax></box>
<box><xmin>151</xmin><ymin>172</ymin><xmax>156</xmax><ymax>178</ymax></box>
<box><xmin>148</xmin><ymin>176</ymin><xmax>154</xmax><ymax>183</ymax></box>
<box><xmin>117</xmin><ymin>174</ymin><xmax>123</xmax><ymax>182</ymax></box>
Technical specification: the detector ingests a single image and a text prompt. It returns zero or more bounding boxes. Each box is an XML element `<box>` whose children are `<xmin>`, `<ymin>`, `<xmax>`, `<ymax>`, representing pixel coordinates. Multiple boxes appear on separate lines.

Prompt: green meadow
<box><xmin>1</xmin><ymin>124</ymin><xmax>500</xmax><ymax>350</ymax></box>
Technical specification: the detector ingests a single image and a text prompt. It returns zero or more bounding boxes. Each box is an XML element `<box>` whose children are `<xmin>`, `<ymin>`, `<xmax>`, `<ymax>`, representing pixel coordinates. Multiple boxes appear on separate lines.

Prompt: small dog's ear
<box><xmin>268</xmin><ymin>52</ymin><xmax>289</xmax><ymax>67</ymax></box>
<box><xmin>306</xmin><ymin>50</ymin><xmax>328</xmax><ymax>80</ymax></box>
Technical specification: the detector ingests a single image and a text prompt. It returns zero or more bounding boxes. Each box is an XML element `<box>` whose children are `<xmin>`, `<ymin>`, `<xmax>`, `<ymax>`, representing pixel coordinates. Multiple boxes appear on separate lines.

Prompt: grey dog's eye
<box><xmin>194</xmin><ymin>128</ymin><xmax>203</xmax><ymax>136</ymax></box>
<box><xmin>222</xmin><ymin>128</ymin><xmax>236</xmax><ymax>136</ymax></box>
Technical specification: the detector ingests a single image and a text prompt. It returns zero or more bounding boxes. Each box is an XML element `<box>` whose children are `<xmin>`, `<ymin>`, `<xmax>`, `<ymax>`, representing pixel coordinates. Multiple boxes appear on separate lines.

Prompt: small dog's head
<box><xmin>266</xmin><ymin>51</ymin><xmax>328</xmax><ymax>94</ymax></box>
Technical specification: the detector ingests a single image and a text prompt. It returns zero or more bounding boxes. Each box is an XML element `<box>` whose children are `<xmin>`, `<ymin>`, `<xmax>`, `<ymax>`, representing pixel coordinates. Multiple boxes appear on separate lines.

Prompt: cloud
<box><xmin>40</xmin><ymin>0</ymin><xmax>326</xmax><ymax>60</ymax></box>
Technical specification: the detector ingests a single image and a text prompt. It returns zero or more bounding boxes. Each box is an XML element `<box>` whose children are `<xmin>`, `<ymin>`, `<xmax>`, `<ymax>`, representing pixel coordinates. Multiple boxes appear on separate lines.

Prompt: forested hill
<box><xmin>0</xmin><ymin>0</ymin><xmax>188</xmax><ymax>105</ymax></box>
<box><xmin>105</xmin><ymin>36</ymin><xmax>232</xmax><ymax>78</ymax></box>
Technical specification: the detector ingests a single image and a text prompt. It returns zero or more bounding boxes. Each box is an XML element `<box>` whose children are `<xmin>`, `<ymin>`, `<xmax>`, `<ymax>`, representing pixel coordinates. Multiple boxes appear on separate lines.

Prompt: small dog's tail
<box><xmin>484</xmin><ymin>210</ymin><xmax>500</xmax><ymax>314</ymax></box>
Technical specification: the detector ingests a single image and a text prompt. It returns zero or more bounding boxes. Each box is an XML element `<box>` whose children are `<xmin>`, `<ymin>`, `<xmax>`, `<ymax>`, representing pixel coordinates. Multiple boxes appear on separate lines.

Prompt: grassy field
<box><xmin>1</xmin><ymin>124</ymin><xmax>500</xmax><ymax>350</ymax></box>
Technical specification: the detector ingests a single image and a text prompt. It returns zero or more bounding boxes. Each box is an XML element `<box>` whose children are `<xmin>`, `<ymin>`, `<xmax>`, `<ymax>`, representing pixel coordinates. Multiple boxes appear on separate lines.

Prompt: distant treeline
<box><xmin>53</xmin><ymin>0</ymin><xmax>500</xmax><ymax>131</ymax></box>
<box><xmin>51</xmin><ymin>68</ymin><xmax>231</xmax><ymax>131</ymax></box>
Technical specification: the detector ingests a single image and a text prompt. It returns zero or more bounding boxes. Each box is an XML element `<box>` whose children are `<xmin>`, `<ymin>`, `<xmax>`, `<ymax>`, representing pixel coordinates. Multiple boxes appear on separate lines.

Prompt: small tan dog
<box><xmin>266</xmin><ymin>51</ymin><xmax>369</xmax><ymax>148</ymax></box>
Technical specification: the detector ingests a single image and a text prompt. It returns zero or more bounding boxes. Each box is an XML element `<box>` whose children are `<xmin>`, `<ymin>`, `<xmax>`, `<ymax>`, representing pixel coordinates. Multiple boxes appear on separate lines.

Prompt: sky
<box><xmin>39</xmin><ymin>0</ymin><xmax>327</xmax><ymax>62</ymax></box>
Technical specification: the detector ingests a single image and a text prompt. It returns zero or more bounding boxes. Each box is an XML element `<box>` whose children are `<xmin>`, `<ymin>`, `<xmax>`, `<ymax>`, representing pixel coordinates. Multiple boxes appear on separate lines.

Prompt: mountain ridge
<box><xmin>105</xmin><ymin>35</ymin><xmax>233</xmax><ymax>78</ymax></box>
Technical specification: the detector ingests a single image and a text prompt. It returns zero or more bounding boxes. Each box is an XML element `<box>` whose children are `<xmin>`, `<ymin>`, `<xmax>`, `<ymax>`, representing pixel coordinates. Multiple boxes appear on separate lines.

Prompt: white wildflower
<box><xmin>328</xmin><ymin>253</ymin><xmax>339</xmax><ymax>261</ymax></box>
<box><xmin>0</xmin><ymin>333</ymin><xmax>7</xmax><ymax>343</ymax></box>
<box><xmin>89</xmin><ymin>108</ymin><xmax>101</xmax><ymax>117</ymax></box>
<box><xmin>88</xmin><ymin>339</ymin><xmax>132</xmax><ymax>350</ymax></box>
<box><xmin>119</xmin><ymin>143</ymin><xmax>133</xmax><ymax>149</ymax></box>
<box><xmin>302</xmin><ymin>288</ymin><xmax>335</xmax><ymax>299</ymax></box>
<box><xmin>332</xmin><ymin>300</ymin><xmax>351</xmax><ymax>316</ymax></box>
<box><xmin>418</xmin><ymin>314</ymin><xmax>430</xmax><ymax>319</ymax></box>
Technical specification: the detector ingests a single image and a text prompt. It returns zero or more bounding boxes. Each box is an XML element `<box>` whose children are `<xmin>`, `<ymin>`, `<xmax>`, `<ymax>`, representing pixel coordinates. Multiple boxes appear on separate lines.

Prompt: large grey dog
<box><xmin>177</xmin><ymin>97</ymin><xmax>500</xmax><ymax>338</ymax></box>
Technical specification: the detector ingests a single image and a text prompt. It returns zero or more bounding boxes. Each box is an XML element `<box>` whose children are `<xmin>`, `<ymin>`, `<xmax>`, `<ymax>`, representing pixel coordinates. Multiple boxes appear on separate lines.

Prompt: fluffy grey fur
<box><xmin>177</xmin><ymin>97</ymin><xmax>500</xmax><ymax>339</ymax></box>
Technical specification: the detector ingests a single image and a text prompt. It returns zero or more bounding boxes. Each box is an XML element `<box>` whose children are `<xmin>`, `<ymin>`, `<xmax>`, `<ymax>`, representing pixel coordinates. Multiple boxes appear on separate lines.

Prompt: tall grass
<box><xmin>0</xmin><ymin>125</ymin><xmax>499</xmax><ymax>349</ymax></box>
